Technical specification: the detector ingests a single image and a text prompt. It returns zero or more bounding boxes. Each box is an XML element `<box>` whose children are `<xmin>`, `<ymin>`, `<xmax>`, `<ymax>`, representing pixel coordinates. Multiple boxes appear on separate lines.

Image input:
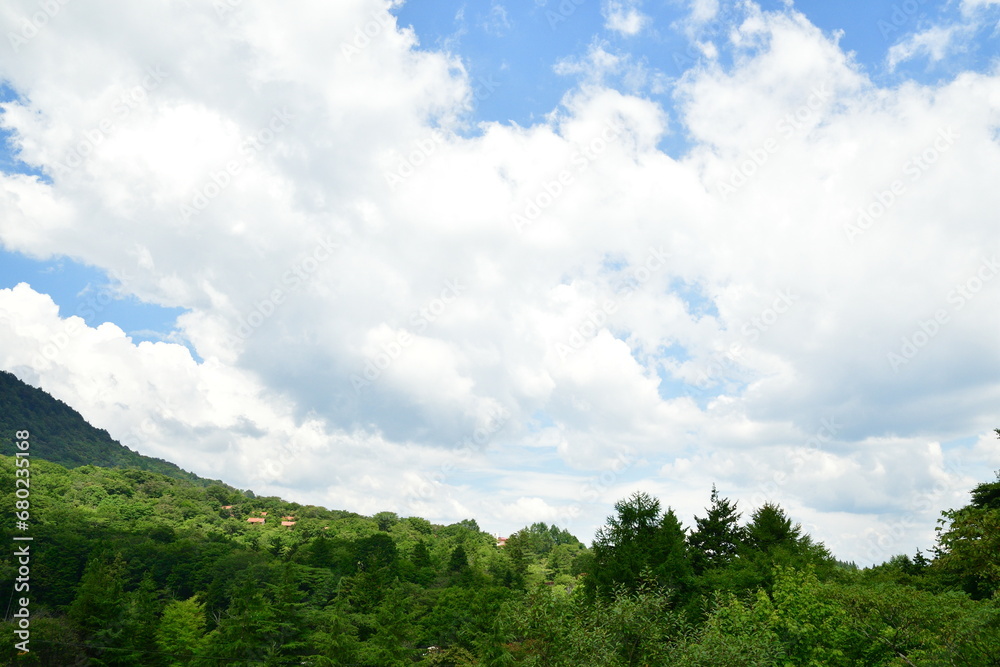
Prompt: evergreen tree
<box><xmin>688</xmin><ymin>485</ymin><xmax>744</xmax><ymax>574</ymax></box>
<box><xmin>309</xmin><ymin>605</ymin><xmax>360</xmax><ymax>666</ymax></box>
<box><xmin>448</xmin><ymin>543</ymin><xmax>470</xmax><ymax>572</ymax></box>
<box><xmin>587</xmin><ymin>491</ymin><xmax>692</xmax><ymax>599</ymax></box>
<box><xmin>744</xmin><ymin>502</ymin><xmax>800</xmax><ymax>553</ymax></box>
<box><xmin>156</xmin><ymin>595</ymin><xmax>208</xmax><ymax>667</ymax></box>
<box><xmin>200</xmin><ymin>566</ymin><xmax>308</xmax><ymax>666</ymax></box>
<box><xmin>120</xmin><ymin>574</ymin><xmax>162</xmax><ymax>665</ymax></box>
<box><xmin>67</xmin><ymin>554</ymin><xmax>132</xmax><ymax>665</ymax></box>
<box><xmin>651</xmin><ymin>508</ymin><xmax>695</xmax><ymax>596</ymax></box>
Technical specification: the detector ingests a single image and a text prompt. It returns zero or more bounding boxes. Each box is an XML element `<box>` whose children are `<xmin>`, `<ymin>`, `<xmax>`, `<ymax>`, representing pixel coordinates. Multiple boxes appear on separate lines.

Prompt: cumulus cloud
<box><xmin>602</xmin><ymin>0</ymin><xmax>649</xmax><ymax>36</ymax></box>
<box><xmin>690</xmin><ymin>0</ymin><xmax>720</xmax><ymax>24</ymax></box>
<box><xmin>0</xmin><ymin>0</ymin><xmax>998</xmax><ymax>562</ymax></box>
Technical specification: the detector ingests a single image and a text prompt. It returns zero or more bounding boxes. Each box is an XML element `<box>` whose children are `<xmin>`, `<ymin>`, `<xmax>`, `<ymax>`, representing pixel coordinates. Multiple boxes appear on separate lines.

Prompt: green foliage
<box><xmin>932</xmin><ymin>431</ymin><xmax>1000</xmax><ymax>599</ymax></box>
<box><xmin>586</xmin><ymin>491</ymin><xmax>693</xmax><ymax>600</ymax></box>
<box><xmin>935</xmin><ymin>475</ymin><xmax>1000</xmax><ymax>599</ymax></box>
<box><xmin>665</xmin><ymin>593</ymin><xmax>782</xmax><ymax>666</ymax></box>
<box><xmin>733</xmin><ymin>502</ymin><xmax>836</xmax><ymax>592</ymax></box>
<box><xmin>374</xmin><ymin>510</ymin><xmax>400</xmax><ymax>531</ymax></box>
<box><xmin>156</xmin><ymin>595</ymin><xmax>207</xmax><ymax>666</ymax></box>
<box><xmin>0</xmin><ymin>370</ymin><xmax>216</xmax><ymax>485</ymax></box>
<box><xmin>688</xmin><ymin>485</ymin><xmax>744</xmax><ymax>574</ymax></box>
<box><xmin>2</xmin><ymin>405</ymin><xmax>1000</xmax><ymax>664</ymax></box>
<box><xmin>421</xmin><ymin>644</ymin><xmax>480</xmax><ymax>666</ymax></box>
<box><xmin>488</xmin><ymin>580</ymin><xmax>689</xmax><ymax>666</ymax></box>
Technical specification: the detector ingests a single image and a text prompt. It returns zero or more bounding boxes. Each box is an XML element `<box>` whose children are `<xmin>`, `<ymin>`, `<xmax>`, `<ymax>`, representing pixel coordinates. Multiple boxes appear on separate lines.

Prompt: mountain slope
<box><xmin>0</xmin><ymin>369</ymin><xmax>215</xmax><ymax>485</ymax></box>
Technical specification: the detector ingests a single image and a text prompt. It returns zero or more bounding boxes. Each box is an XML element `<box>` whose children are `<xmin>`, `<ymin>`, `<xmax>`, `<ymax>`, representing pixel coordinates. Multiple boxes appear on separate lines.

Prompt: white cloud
<box><xmin>554</xmin><ymin>42</ymin><xmax>669</xmax><ymax>95</ymax></box>
<box><xmin>483</xmin><ymin>1</ymin><xmax>513</xmax><ymax>36</ymax></box>
<box><xmin>0</xmin><ymin>0</ymin><xmax>998</xmax><ymax>563</ymax></box>
<box><xmin>690</xmin><ymin>0</ymin><xmax>720</xmax><ymax>24</ymax></box>
<box><xmin>962</xmin><ymin>0</ymin><xmax>1000</xmax><ymax>13</ymax></box>
<box><xmin>887</xmin><ymin>25</ymin><xmax>963</xmax><ymax>71</ymax></box>
<box><xmin>602</xmin><ymin>0</ymin><xmax>649</xmax><ymax>36</ymax></box>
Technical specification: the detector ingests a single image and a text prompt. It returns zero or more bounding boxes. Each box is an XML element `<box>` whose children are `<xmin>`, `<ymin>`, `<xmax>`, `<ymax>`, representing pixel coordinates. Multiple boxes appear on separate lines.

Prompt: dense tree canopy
<box><xmin>2</xmin><ymin>453</ymin><xmax>1000</xmax><ymax>665</ymax></box>
<box><xmin>2</xmin><ymin>409</ymin><xmax>999</xmax><ymax>664</ymax></box>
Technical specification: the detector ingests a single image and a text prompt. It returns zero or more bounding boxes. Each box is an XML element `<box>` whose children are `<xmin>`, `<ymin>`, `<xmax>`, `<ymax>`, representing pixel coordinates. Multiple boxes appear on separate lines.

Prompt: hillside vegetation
<box><xmin>1</xmin><ymin>374</ymin><xmax>998</xmax><ymax>665</ymax></box>
<box><xmin>1</xmin><ymin>452</ymin><xmax>998</xmax><ymax>665</ymax></box>
<box><xmin>0</xmin><ymin>370</ymin><xmax>212</xmax><ymax>485</ymax></box>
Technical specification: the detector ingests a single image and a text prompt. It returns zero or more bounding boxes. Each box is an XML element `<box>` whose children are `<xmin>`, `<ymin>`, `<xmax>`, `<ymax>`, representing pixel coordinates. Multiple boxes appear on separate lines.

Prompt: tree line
<box><xmin>1</xmin><ymin>442</ymin><xmax>998</xmax><ymax>665</ymax></box>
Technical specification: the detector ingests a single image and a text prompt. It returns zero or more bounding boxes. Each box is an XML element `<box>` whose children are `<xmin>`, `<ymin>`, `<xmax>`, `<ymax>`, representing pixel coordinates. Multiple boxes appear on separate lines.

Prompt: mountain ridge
<box><xmin>0</xmin><ymin>369</ymin><xmax>220</xmax><ymax>486</ymax></box>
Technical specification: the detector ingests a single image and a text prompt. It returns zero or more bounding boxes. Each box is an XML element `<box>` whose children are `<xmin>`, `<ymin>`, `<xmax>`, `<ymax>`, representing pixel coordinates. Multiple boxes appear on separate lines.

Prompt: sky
<box><xmin>0</xmin><ymin>0</ymin><xmax>998</xmax><ymax>565</ymax></box>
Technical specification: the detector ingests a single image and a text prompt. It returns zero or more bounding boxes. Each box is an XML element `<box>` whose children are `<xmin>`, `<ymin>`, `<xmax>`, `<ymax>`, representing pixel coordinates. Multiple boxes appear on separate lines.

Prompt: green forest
<box><xmin>1</xmin><ymin>371</ymin><xmax>999</xmax><ymax>665</ymax></box>
<box><xmin>1</xmin><ymin>452</ymin><xmax>998</xmax><ymax>665</ymax></box>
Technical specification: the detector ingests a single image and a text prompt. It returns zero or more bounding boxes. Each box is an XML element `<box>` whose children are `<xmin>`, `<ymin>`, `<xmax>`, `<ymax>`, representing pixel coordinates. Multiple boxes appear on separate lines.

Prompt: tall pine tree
<box><xmin>688</xmin><ymin>485</ymin><xmax>744</xmax><ymax>574</ymax></box>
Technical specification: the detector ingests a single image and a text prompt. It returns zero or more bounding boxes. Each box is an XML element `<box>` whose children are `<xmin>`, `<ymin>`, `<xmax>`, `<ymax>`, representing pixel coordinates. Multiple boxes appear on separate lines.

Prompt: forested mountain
<box><xmin>1</xmin><ymin>376</ymin><xmax>998</xmax><ymax>664</ymax></box>
<box><xmin>0</xmin><ymin>370</ymin><xmax>214</xmax><ymax>485</ymax></box>
<box><xmin>0</xmin><ymin>456</ymin><xmax>590</xmax><ymax>665</ymax></box>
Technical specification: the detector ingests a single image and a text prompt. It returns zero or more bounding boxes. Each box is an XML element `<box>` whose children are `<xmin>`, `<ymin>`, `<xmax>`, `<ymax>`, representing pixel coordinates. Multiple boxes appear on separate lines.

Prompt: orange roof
<box><xmin>282</xmin><ymin>516</ymin><xmax>295</xmax><ymax>520</ymax></box>
<box><xmin>281</xmin><ymin>521</ymin><xmax>296</xmax><ymax>527</ymax></box>
<box><xmin>247</xmin><ymin>517</ymin><xmax>265</xmax><ymax>524</ymax></box>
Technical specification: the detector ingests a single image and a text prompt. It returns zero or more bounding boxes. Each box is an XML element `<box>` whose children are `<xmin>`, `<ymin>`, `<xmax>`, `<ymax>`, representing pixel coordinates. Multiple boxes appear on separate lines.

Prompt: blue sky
<box><xmin>1</xmin><ymin>0</ymin><xmax>999</xmax><ymax>564</ymax></box>
<box><xmin>3</xmin><ymin>0</ymin><xmax>997</xmax><ymax>344</ymax></box>
<box><xmin>6</xmin><ymin>0</ymin><xmax>996</xmax><ymax>354</ymax></box>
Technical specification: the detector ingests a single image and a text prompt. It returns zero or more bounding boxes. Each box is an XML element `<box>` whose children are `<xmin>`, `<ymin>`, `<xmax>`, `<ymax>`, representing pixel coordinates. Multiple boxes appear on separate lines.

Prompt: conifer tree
<box><xmin>588</xmin><ymin>491</ymin><xmax>692</xmax><ymax>599</ymax></box>
<box><xmin>688</xmin><ymin>485</ymin><xmax>744</xmax><ymax>574</ymax></box>
<box><xmin>156</xmin><ymin>595</ymin><xmax>207</xmax><ymax>667</ymax></box>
